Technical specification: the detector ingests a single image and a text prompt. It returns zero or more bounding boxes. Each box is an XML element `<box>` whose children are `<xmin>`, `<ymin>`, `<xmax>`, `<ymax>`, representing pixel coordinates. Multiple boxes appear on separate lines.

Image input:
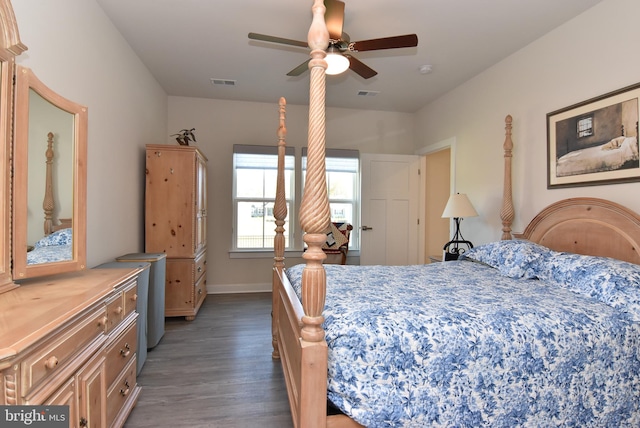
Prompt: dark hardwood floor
<box><xmin>124</xmin><ymin>293</ymin><xmax>293</xmax><ymax>428</ymax></box>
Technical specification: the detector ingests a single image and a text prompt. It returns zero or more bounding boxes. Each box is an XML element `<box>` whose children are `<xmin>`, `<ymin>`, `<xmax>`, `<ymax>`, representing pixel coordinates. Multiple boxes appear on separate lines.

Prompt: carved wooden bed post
<box><xmin>272</xmin><ymin>97</ymin><xmax>287</xmax><ymax>359</ymax></box>
<box><xmin>43</xmin><ymin>132</ymin><xmax>55</xmax><ymax>236</ymax></box>
<box><xmin>297</xmin><ymin>0</ymin><xmax>330</xmax><ymax>425</ymax></box>
<box><xmin>500</xmin><ymin>115</ymin><xmax>514</xmax><ymax>240</ymax></box>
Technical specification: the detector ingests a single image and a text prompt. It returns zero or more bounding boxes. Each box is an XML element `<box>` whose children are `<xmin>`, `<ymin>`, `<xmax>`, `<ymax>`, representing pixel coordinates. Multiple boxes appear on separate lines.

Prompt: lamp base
<box><xmin>443</xmin><ymin>239</ymin><xmax>474</xmax><ymax>261</ymax></box>
<box><xmin>443</xmin><ymin>216</ymin><xmax>474</xmax><ymax>260</ymax></box>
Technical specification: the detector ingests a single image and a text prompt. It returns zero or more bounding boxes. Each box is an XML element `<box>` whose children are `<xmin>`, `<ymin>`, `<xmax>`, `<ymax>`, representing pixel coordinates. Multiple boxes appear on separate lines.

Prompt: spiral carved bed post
<box><xmin>500</xmin><ymin>115</ymin><xmax>514</xmax><ymax>240</ymax></box>
<box><xmin>297</xmin><ymin>0</ymin><xmax>330</xmax><ymax>424</ymax></box>
<box><xmin>272</xmin><ymin>97</ymin><xmax>287</xmax><ymax>359</ymax></box>
<box><xmin>43</xmin><ymin>132</ymin><xmax>55</xmax><ymax>236</ymax></box>
<box><xmin>299</xmin><ymin>0</ymin><xmax>330</xmax><ymax>344</ymax></box>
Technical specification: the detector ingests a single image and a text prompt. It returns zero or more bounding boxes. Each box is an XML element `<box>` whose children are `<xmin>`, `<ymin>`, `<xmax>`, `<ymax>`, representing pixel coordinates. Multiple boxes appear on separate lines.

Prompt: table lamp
<box><xmin>441</xmin><ymin>193</ymin><xmax>478</xmax><ymax>260</ymax></box>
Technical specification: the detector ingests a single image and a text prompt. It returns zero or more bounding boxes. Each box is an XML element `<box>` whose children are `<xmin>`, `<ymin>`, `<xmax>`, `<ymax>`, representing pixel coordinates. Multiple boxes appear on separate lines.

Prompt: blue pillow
<box><xmin>460</xmin><ymin>239</ymin><xmax>551</xmax><ymax>279</ymax></box>
<box><xmin>34</xmin><ymin>228</ymin><xmax>73</xmax><ymax>248</ymax></box>
<box><xmin>540</xmin><ymin>252</ymin><xmax>640</xmax><ymax>320</ymax></box>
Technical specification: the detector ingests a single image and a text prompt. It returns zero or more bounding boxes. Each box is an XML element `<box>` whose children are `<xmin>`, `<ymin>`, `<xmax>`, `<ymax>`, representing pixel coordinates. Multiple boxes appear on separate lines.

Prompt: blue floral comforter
<box><xmin>26</xmin><ymin>228</ymin><xmax>72</xmax><ymax>264</ymax></box>
<box><xmin>285</xmin><ymin>243</ymin><xmax>640</xmax><ymax>427</ymax></box>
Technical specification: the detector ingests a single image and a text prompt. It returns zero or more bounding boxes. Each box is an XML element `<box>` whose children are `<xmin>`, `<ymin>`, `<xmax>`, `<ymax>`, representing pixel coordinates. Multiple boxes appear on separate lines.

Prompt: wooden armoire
<box><xmin>145</xmin><ymin>145</ymin><xmax>208</xmax><ymax>320</ymax></box>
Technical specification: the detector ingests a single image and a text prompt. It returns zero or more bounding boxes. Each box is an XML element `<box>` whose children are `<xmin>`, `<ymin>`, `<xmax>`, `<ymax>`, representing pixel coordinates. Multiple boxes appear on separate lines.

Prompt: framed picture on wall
<box><xmin>547</xmin><ymin>82</ymin><xmax>640</xmax><ymax>188</ymax></box>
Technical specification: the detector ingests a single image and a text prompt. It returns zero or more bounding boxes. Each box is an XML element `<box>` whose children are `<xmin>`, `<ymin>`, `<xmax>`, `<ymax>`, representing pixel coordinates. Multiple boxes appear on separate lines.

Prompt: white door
<box><xmin>360</xmin><ymin>154</ymin><xmax>420</xmax><ymax>265</ymax></box>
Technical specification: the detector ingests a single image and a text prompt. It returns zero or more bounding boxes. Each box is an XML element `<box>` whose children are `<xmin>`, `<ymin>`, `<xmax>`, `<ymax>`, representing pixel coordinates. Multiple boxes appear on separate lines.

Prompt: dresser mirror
<box><xmin>12</xmin><ymin>65</ymin><xmax>87</xmax><ymax>280</ymax></box>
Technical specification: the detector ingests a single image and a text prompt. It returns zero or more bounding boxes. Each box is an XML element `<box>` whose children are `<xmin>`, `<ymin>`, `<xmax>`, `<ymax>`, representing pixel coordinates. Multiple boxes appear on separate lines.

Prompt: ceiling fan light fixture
<box><xmin>325</xmin><ymin>45</ymin><xmax>350</xmax><ymax>75</ymax></box>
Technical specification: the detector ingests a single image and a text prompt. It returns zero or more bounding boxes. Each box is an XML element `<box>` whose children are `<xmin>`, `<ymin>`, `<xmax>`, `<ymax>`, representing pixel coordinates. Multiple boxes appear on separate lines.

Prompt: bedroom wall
<box><xmin>12</xmin><ymin>0</ymin><xmax>167</xmax><ymax>267</ymax></box>
<box><xmin>414</xmin><ymin>0</ymin><xmax>640</xmax><ymax>246</ymax></box>
<box><xmin>168</xmin><ymin>96</ymin><xmax>415</xmax><ymax>293</ymax></box>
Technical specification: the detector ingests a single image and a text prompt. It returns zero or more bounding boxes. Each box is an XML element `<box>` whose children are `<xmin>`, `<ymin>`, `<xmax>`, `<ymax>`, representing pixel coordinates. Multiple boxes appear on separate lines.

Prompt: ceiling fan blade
<box><xmin>287</xmin><ymin>59</ymin><xmax>311</xmax><ymax>77</ymax></box>
<box><xmin>324</xmin><ymin>0</ymin><xmax>345</xmax><ymax>40</ymax></box>
<box><xmin>248</xmin><ymin>32</ymin><xmax>308</xmax><ymax>49</ymax></box>
<box><xmin>351</xmin><ymin>34</ymin><xmax>418</xmax><ymax>52</ymax></box>
<box><xmin>346</xmin><ymin>55</ymin><xmax>377</xmax><ymax>79</ymax></box>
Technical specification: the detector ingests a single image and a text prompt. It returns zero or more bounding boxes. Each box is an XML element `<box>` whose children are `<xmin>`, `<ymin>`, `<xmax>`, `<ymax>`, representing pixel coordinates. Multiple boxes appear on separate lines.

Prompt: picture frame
<box><xmin>547</xmin><ymin>82</ymin><xmax>640</xmax><ymax>188</ymax></box>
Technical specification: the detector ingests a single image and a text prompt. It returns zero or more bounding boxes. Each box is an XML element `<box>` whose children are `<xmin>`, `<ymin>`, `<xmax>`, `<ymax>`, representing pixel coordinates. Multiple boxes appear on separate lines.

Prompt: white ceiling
<box><xmin>95</xmin><ymin>0</ymin><xmax>602</xmax><ymax>113</ymax></box>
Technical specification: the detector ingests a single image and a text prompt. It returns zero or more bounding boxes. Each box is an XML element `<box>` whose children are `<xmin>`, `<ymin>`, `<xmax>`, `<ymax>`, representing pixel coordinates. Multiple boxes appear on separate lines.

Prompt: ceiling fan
<box><xmin>248</xmin><ymin>0</ymin><xmax>418</xmax><ymax>79</ymax></box>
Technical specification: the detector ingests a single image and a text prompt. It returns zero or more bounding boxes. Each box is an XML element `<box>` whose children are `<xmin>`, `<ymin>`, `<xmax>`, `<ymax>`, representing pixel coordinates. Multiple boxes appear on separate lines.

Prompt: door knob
<box><xmin>361</xmin><ymin>226</ymin><xmax>373</xmax><ymax>231</ymax></box>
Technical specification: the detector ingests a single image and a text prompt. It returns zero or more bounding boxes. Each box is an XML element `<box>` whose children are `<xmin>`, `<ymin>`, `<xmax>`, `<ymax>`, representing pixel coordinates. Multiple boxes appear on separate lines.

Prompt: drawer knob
<box><xmin>116</xmin><ymin>306</ymin><xmax>123</xmax><ymax>315</ymax></box>
<box><xmin>98</xmin><ymin>316</ymin><xmax>108</xmax><ymax>328</ymax></box>
<box><xmin>197</xmin><ymin>266</ymin><xmax>202</xmax><ymax>273</ymax></box>
<box><xmin>131</xmin><ymin>293</ymin><xmax>138</xmax><ymax>302</ymax></box>
<box><xmin>120</xmin><ymin>380</ymin><xmax>131</xmax><ymax>397</ymax></box>
<box><xmin>45</xmin><ymin>356</ymin><xmax>59</xmax><ymax>370</ymax></box>
<box><xmin>120</xmin><ymin>343</ymin><xmax>131</xmax><ymax>358</ymax></box>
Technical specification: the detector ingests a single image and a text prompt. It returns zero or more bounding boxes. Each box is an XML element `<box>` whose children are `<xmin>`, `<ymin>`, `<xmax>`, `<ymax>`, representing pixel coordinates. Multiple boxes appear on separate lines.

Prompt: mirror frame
<box><xmin>12</xmin><ymin>65</ymin><xmax>87</xmax><ymax>280</ymax></box>
<box><xmin>0</xmin><ymin>0</ymin><xmax>26</xmax><ymax>292</ymax></box>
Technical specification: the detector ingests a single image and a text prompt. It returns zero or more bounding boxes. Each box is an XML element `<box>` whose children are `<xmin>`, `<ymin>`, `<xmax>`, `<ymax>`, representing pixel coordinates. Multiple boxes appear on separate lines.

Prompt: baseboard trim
<box><xmin>207</xmin><ymin>282</ymin><xmax>271</xmax><ymax>294</ymax></box>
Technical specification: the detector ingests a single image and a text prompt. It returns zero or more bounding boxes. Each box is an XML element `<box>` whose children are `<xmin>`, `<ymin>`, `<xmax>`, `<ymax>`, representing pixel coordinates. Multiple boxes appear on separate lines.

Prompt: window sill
<box><xmin>229</xmin><ymin>249</ymin><xmax>303</xmax><ymax>259</ymax></box>
<box><xmin>229</xmin><ymin>249</ymin><xmax>360</xmax><ymax>259</ymax></box>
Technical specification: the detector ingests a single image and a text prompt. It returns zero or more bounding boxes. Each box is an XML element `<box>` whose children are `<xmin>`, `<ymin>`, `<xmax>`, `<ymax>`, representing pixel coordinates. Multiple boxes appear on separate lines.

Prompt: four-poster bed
<box><xmin>271</xmin><ymin>1</ymin><xmax>640</xmax><ymax>427</ymax></box>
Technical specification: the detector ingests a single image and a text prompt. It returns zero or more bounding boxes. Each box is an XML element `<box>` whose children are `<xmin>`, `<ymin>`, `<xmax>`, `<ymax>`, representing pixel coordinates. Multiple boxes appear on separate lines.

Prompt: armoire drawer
<box><xmin>20</xmin><ymin>306</ymin><xmax>106</xmax><ymax>396</ymax></box>
<box><xmin>104</xmin><ymin>319</ymin><xmax>137</xmax><ymax>388</ymax></box>
<box><xmin>194</xmin><ymin>251</ymin><xmax>207</xmax><ymax>281</ymax></box>
<box><xmin>194</xmin><ymin>273</ymin><xmax>206</xmax><ymax>306</ymax></box>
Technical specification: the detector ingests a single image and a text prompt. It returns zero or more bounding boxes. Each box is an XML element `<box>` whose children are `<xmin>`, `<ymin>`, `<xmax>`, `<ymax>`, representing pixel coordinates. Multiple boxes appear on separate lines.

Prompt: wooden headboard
<box><xmin>516</xmin><ymin>197</ymin><xmax>640</xmax><ymax>264</ymax></box>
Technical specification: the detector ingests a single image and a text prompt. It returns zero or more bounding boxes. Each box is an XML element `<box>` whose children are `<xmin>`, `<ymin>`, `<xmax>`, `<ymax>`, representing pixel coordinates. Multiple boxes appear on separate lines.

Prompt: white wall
<box><xmin>414</xmin><ymin>0</ymin><xmax>640</xmax><ymax>246</ymax></box>
<box><xmin>13</xmin><ymin>0</ymin><xmax>167</xmax><ymax>267</ymax></box>
<box><xmin>168</xmin><ymin>96</ymin><xmax>414</xmax><ymax>292</ymax></box>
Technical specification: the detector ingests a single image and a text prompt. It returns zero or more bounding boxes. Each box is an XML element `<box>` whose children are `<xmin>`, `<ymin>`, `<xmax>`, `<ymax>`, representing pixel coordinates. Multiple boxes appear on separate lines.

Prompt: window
<box><xmin>577</xmin><ymin>116</ymin><xmax>593</xmax><ymax>138</ymax></box>
<box><xmin>233</xmin><ymin>145</ymin><xmax>294</xmax><ymax>250</ymax></box>
<box><xmin>302</xmin><ymin>148</ymin><xmax>360</xmax><ymax>249</ymax></box>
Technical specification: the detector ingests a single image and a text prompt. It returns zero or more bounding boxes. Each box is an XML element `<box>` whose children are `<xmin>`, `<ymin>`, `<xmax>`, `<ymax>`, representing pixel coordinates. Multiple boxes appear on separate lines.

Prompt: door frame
<box><xmin>416</xmin><ymin>137</ymin><xmax>457</xmax><ymax>263</ymax></box>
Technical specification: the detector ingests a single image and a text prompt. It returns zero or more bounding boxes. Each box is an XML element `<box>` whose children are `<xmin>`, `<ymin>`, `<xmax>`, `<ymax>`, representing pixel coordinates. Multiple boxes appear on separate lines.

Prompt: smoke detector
<box><xmin>419</xmin><ymin>65</ymin><xmax>433</xmax><ymax>74</ymax></box>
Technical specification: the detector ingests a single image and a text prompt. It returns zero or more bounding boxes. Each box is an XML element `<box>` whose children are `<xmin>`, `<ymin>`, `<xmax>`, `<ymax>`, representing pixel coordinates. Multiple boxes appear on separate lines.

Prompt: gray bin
<box><xmin>94</xmin><ymin>261</ymin><xmax>150</xmax><ymax>375</ymax></box>
<box><xmin>115</xmin><ymin>253</ymin><xmax>166</xmax><ymax>349</ymax></box>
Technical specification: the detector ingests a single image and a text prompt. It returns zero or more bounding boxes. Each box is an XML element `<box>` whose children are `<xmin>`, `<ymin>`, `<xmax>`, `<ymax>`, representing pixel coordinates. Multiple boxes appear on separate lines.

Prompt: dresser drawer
<box><xmin>105</xmin><ymin>279</ymin><xmax>138</xmax><ymax>333</ymax></box>
<box><xmin>124</xmin><ymin>282</ymin><xmax>139</xmax><ymax>318</ymax></box>
<box><xmin>104</xmin><ymin>320</ymin><xmax>137</xmax><ymax>389</ymax></box>
<box><xmin>106</xmin><ymin>357</ymin><xmax>137</xmax><ymax>427</ymax></box>
<box><xmin>21</xmin><ymin>307</ymin><xmax>106</xmax><ymax>396</ymax></box>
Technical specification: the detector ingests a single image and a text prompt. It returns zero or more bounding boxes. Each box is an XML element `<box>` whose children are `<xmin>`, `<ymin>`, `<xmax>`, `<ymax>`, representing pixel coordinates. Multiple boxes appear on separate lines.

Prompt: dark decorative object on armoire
<box><xmin>170</xmin><ymin>128</ymin><xmax>196</xmax><ymax>146</ymax></box>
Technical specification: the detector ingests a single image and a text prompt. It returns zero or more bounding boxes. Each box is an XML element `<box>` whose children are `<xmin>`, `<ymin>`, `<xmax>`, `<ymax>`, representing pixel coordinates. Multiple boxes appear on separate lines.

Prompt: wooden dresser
<box><xmin>0</xmin><ymin>268</ymin><xmax>142</xmax><ymax>427</ymax></box>
<box><xmin>145</xmin><ymin>144</ymin><xmax>208</xmax><ymax>320</ymax></box>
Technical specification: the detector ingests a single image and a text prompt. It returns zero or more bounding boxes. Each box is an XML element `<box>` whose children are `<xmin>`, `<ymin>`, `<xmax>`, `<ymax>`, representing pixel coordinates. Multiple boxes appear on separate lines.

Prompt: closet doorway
<box><xmin>422</xmin><ymin>147</ymin><xmax>451</xmax><ymax>262</ymax></box>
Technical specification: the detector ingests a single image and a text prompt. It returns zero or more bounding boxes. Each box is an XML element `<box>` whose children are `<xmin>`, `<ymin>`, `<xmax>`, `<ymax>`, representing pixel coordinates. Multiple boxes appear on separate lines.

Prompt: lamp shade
<box><xmin>325</xmin><ymin>46</ymin><xmax>350</xmax><ymax>75</ymax></box>
<box><xmin>441</xmin><ymin>193</ymin><xmax>478</xmax><ymax>218</ymax></box>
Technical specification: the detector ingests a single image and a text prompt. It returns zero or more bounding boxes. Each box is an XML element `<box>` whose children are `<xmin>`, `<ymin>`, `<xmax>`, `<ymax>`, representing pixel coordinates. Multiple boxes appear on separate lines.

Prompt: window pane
<box><xmin>329</xmin><ymin>203</ymin><xmax>352</xmax><ymax>223</ymax></box>
<box><xmin>236</xmin><ymin>201</ymin><xmax>289</xmax><ymax>249</ymax></box>
<box><xmin>236</xmin><ymin>169</ymin><xmax>265</xmax><ymax>198</ymax></box>
<box><xmin>264</xmin><ymin>169</ymin><xmax>279</xmax><ymax>199</ymax></box>
<box><xmin>327</xmin><ymin>171</ymin><xmax>355</xmax><ymax>199</ymax></box>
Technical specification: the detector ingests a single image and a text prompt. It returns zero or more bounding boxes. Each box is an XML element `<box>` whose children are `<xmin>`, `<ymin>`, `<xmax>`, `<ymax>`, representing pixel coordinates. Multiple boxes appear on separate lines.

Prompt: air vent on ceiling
<box><xmin>210</xmin><ymin>78</ymin><xmax>236</xmax><ymax>86</ymax></box>
<box><xmin>357</xmin><ymin>90</ymin><xmax>379</xmax><ymax>97</ymax></box>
